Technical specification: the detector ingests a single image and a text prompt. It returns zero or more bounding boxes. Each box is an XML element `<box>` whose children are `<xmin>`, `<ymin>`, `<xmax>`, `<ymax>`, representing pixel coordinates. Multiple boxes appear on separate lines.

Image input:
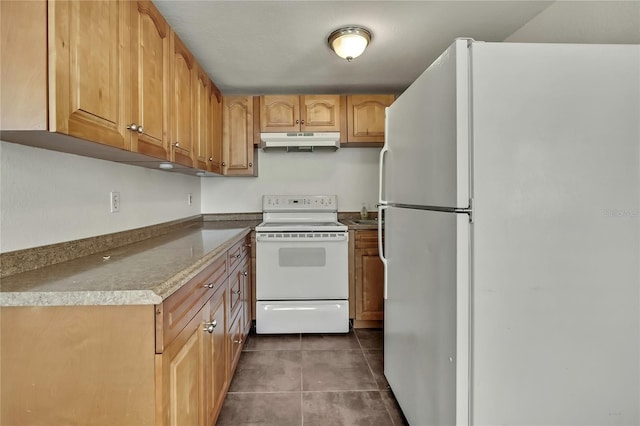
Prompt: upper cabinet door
<box><xmin>130</xmin><ymin>0</ymin><xmax>170</xmax><ymax>160</ymax></box>
<box><xmin>170</xmin><ymin>32</ymin><xmax>195</xmax><ymax>168</ymax></box>
<box><xmin>347</xmin><ymin>94</ymin><xmax>395</xmax><ymax>144</ymax></box>
<box><xmin>208</xmin><ymin>83</ymin><xmax>223</xmax><ymax>174</ymax></box>
<box><xmin>223</xmin><ymin>96</ymin><xmax>254</xmax><ymax>176</ymax></box>
<box><xmin>194</xmin><ymin>63</ymin><xmax>210</xmax><ymax>171</ymax></box>
<box><xmin>49</xmin><ymin>0</ymin><xmax>131</xmax><ymax>149</ymax></box>
<box><xmin>301</xmin><ymin>95</ymin><xmax>341</xmax><ymax>132</ymax></box>
<box><xmin>260</xmin><ymin>95</ymin><xmax>342</xmax><ymax>133</ymax></box>
<box><xmin>260</xmin><ymin>95</ymin><xmax>300</xmax><ymax>132</ymax></box>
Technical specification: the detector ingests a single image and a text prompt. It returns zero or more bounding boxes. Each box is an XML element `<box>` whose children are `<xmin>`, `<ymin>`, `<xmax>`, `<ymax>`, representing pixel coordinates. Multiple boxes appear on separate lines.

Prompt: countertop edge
<box><xmin>152</xmin><ymin>227</ymin><xmax>251</xmax><ymax>301</ymax></box>
<box><xmin>0</xmin><ymin>227</ymin><xmax>252</xmax><ymax>307</ymax></box>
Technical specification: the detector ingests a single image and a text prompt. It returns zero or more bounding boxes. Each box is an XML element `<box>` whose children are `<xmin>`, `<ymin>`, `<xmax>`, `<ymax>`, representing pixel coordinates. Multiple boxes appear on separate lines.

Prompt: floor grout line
<box><xmin>221</xmin><ymin>330</ymin><xmax>404</xmax><ymax>425</ymax></box>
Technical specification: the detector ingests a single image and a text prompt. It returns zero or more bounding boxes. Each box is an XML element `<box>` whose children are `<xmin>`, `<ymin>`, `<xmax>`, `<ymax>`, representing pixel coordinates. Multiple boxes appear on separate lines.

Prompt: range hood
<box><xmin>260</xmin><ymin>132</ymin><xmax>340</xmax><ymax>152</ymax></box>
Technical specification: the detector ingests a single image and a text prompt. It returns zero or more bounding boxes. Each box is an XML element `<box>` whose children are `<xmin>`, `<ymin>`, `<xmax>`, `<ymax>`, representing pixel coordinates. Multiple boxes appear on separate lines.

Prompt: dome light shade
<box><xmin>328</xmin><ymin>26</ymin><xmax>371</xmax><ymax>62</ymax></box>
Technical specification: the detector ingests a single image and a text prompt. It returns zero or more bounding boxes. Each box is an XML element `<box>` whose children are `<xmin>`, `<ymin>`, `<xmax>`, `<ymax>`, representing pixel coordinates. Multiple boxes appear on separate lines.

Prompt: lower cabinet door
<box><xmin>207</xmin><ymin>288</ymin><xmax>228</xmax><ymax>425</ymax></box>
<box><xmin>240</xmin><ymin>255</ymin><xmax>252</xmax><ymax>333</ymax></box>
<box><xmin>228</xmin><ymin>310</ymin><xmax>244</xmax><ymax>376</ymax></box>
<box><xmin>355</xmin><ymin>246</ymin><xmax>385</xmax><ymax>321</ymax></box>
<box><xmin>160</xmin><ymin>302</ymin><xmax>210</xmax><ymax>426</ymax></box>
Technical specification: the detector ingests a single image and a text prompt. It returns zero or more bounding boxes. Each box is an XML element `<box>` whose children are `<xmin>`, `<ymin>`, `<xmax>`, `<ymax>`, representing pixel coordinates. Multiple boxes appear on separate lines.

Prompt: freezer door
<box><xmin>384</xmin><ymin>206</ymin><xmax>470</xmax><ymax>426</ymax></box>
<box><xmin>382</xmin><ymin>39</ymin><xmax>470</xmax><ymax>209</ymax></box>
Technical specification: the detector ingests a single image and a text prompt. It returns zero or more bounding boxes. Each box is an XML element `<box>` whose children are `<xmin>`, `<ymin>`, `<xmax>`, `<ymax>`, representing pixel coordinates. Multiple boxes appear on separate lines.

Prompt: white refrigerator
<box><xmin>379</xmin><ymin>39</ymin><xmax>639</xmax><ymax>426</ymax></box>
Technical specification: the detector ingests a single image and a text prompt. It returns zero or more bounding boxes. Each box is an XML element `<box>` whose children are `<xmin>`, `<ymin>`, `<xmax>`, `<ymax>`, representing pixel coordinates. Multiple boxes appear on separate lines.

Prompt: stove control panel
<box><xmin>262</xmin><ymin>195</ymin><xmax>337</xmax><ymax>212</ymax></box>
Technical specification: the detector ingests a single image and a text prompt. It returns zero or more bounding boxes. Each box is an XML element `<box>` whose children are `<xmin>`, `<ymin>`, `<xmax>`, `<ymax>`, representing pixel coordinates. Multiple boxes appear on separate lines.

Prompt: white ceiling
<box><xmin>153</xmin><ymin>1</ymin><xmax>637</xmax><ymax>95</ymax></box>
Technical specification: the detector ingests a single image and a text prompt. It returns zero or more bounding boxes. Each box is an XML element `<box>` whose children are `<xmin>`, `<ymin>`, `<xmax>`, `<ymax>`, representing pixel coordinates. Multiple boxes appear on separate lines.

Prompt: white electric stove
<box><xmin>255</xmin><ymin>195</ymin><xmax>349</xmax><ymax>334</ymax></box>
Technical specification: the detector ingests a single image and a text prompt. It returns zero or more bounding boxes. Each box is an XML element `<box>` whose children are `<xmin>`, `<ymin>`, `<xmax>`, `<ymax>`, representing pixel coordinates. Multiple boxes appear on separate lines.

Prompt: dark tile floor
<box><xmin>217</xmin><ymin>328</ymin><xmax>408</xmax><ymax>426</ymax></box>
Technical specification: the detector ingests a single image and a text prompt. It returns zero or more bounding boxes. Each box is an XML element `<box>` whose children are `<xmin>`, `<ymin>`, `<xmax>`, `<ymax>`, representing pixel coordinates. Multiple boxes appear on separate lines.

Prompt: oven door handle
<box><xmin>378</xmin><ymin>204</ymin><xmax>389</xmax><ymax>300</ymax></box>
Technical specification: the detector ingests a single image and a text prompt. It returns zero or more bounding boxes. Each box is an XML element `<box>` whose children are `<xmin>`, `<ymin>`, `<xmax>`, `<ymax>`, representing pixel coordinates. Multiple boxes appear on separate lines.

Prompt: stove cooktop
<box><xmin>255</xmin><ymin>221</ymin><xmax>348</xmax><ymax>232</ymax></box>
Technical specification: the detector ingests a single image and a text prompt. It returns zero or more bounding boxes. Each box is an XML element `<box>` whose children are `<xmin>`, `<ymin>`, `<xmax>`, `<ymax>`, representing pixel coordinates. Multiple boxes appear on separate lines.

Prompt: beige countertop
<box><xmin>0</xmin><ymin>222</ymin><xmax>254</xmax><ymax>307</ymax></box>
<box><xmin>341</xmin><ymin>219</ymin><xmax>383</xmax><ymax>230</ymax></box>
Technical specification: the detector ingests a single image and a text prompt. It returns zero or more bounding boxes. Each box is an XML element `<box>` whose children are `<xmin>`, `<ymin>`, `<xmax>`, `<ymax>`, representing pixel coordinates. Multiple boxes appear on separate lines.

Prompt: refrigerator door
<box><xmin>384</xmin><ymin>206</ymin><xmax>470</xmax><ymax>426</ymax></box>
<box><xmin>382</xmin><ymin>39</ymin><xmax>470</xmax><ymax>209</ymax></box>
<box><xmin>470</xmin><ymin>42</ymin><xmax>640</xmax><ymax>425</ymax></box>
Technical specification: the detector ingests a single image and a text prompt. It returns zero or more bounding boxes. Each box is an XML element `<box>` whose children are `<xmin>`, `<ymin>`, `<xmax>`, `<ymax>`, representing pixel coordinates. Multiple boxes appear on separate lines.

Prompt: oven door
<box><xmin>256</xmin><ymin>232</ymin><xmax>348</xmax><ymax>300</ymax></box>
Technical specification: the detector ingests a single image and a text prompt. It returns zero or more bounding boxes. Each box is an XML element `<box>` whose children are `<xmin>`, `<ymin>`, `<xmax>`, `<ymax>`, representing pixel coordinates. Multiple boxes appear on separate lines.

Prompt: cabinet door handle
<box><xmin>242</xmin><ymin>271</ymin><xmax>248</xmax><ymax>277</ymax></box>
<box><xmin>172</xmin><ymin>142</ymin><xmax>180</xmax><ymax>148</ymax></box>
<box><xmin>300</xmin><ymin>119</ymin><xmax>304</xmax><ymax>125</ymax></box>
<box><xmin>209</xmin><ymin>157</ymin><xmax>213</xmax><ymax>162</ymax></box>
<box><xmin>234</xmin><ymin>339</ymin><xmax>243</xmax><ymax>344</ymax></box>
<box><xmin>137</xmin><ymin>126</ymin><xmax>144</xmax><ymax>134</ymax></box>
<box><xmin>236</xmin><ymin>254</ymin><xmax>241</xmax><ymax>259</ymax></box>
<box><xmin>203</xmin><ymin>320</ymin><xmax>217</xmax><ymax>333</ymax></box>
<box><xmin>202</xmin><ymin>283</ymin><xmax>214</xmax><ymax>289</ymax></box>
<box><xmin>249</xmin><ymin>162</ymin><xmax>253</xmax><ymax>167</ymax></box>
<box><xmin>233</xmin><ymin>289</ymin><xmax>241</xmax><ymax>295</ymax></box>
<box><xmin>295</xmin><ymin>119</ymin><xmax>299</xmax><ymax>124</ymax></box>
<box><xmin>126</xmin><ymin>123</ymin><xmax>139</xmax><ymax>132</ymax></box>
<box><xmin>222</xmin><ymin>161</ymin><xmax>226</xmax><ymax>166</ymax></box>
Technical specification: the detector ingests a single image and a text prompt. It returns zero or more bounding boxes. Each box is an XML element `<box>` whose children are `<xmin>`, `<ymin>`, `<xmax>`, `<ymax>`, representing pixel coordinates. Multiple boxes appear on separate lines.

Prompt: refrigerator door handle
<box><xmin>378</xmin><ymin>204</ymin><xmax>389</xmax><ymax>299</ymax></box>
<box><xmin>378</xmin><ymin>108</ymin><xmax>390</xmax><ymax>205</ymax></box>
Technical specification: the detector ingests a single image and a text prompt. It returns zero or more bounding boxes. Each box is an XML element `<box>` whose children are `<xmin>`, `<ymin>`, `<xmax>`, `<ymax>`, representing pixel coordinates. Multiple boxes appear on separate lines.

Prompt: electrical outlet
<box><xmin>110</xmin><ymin>191</ymin><xmax>120</xmax><ymax>213</ymax></box>
<box><xmin>188</xmin><ymin>193</ymin><xmax>193</xmax><ymax>206</ymax></box>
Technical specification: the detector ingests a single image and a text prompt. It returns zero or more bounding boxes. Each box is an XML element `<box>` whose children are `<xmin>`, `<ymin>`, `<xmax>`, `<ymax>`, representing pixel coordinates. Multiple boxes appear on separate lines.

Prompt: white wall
<box><xmin>0</xmin><ymin>141</ymin><xmax>201</xmax><ymax>252</ymax></box>
<box><xmin>506</xmin><ymin>1</ymin><xmax>640</xmax><ymax>44</ymax></box>
<box><xmin>201</xmin><ymin>148</ymin><xmax>380</xmax><ymax>213</ymax></box>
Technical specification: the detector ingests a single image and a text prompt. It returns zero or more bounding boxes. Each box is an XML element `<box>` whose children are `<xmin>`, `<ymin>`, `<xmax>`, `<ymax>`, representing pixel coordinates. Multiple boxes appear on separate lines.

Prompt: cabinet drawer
<box><xmin>355</xmin><ymin>230</ymin><xmax>380</xmax><ymax>249</ymax></box>
<box><xmin>157</xmin><ymin>255</ymin><xmax>227</xmax><ymax>353</ymax></box>
<box><xmin>227</xmin><ymin>238</ymin><xmax>245</xmax><ymax>273</ymax></box>
<box><xmin>227</xmin><ymin>264</ymin><xmax>243</xmax><ymax>324</ymax></box>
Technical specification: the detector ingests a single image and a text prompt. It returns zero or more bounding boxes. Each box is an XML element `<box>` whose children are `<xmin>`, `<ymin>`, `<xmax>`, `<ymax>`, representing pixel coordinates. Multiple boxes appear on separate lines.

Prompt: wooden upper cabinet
<box><xmin>302</xmin><ymin>95</ymin><xmax>342</xmax><ymax>131</ymax></box>
<box><xmin>130</xmin><ymin>0</ymin><xmax>170</xmax><ymax>160</ymax></box>
<box><xmin>194</xmin><ymin>64</ymin><xmax>210</xmax><ymax>171</ymax></box>
<box><xmin>260</xmin><ymin>95</ymin><xmax>341</xmax><ymax>132</ymax></box>
<box><xmin>170</xmin><ymin>32</ymin><xmax>196</xmax><ymax>167</ymax></box>
<box><xmin>49</xmin><ymin>0</ymin><xmax>131</xmax><ymax>149</ymax></box>
<box><xmin>346</xmin><ymin>94</ymin><xmax>395</xmax><ymax>144</ymax></box>
<box><xmin>222</xmin><ymin>96</ymin><xmax>255</xmax><ymax>176</ymax></box>
<box><xmin>260</xmin><ymin>95</ymin><xmax>299</xmax><ymax>132</ymax></box>
<box><xmin>208</xmin><ymin>82</ymin><xmax>223</xmax><ymax>174</ymax></box>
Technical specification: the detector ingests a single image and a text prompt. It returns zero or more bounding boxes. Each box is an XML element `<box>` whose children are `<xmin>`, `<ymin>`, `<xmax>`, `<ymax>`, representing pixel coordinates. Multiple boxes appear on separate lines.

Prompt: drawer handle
<box><xmin>203</xmin><ymin>320</ymin><xmax>217</xmax><ymax>333</ymax></box>
<box><xmin>242</xmin><ymin>271</ymin><xmax>248</xmax><ymax>277</ymax></box>
<box><xmin>203</xmin><ymin>283</ymin><xmax>214</xmax><ymax>289</ymax></box>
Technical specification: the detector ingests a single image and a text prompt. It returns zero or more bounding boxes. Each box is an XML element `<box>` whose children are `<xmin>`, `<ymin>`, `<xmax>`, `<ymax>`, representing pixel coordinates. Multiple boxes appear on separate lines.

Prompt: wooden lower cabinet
<box><xmin>0</xmin><ymin>234</ymin><xmax>252</xmax><ymax>426</ymax></box>
<box><xmin>158</xmin><ymin>300</ymin><xmax>210</xmax><ymax>426</ymax></box>
<box><xmin>228</xmin><ymin>309</ymin><xmax>244</xmax><ymax>376</ymax></box>
<box><xmin>353</xmin><ymin>229</ymin><xmax>385</xmax><ymax>327</ymax></box>
<box><xmin>227</xmin><ymin>252</ymin><xmax>251</xmax><ymax>376</ymax></box>
<box><xmin>207</xmin><ymin>290</ymin><xmax>228</xmax><ymax>425</ymax></box>
<box><xmin>0</xmin><ymin>305</ymin><xmax>156</xmax><ymax>426</ymax></box>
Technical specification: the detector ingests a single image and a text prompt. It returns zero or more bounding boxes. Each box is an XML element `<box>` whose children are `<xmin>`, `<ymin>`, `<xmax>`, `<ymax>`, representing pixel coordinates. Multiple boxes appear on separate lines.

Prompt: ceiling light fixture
<box><xmin>328</xmin><ymin>26</ymin><xmax>371</xmax><ymax>62</ymax></box>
